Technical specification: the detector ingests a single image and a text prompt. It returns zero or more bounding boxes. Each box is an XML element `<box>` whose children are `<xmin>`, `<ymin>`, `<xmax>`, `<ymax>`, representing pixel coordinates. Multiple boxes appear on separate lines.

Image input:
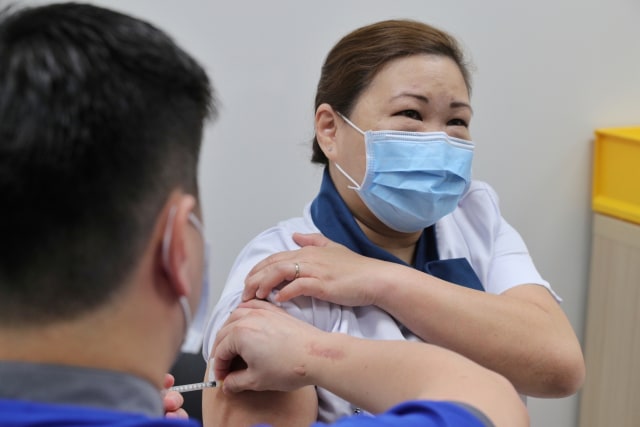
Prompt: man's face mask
<box><xmin>335</xmin><ymin>113</ymin><xmax>475</xmax><ymax>233</ymax></box>
<box><xmin>162</xmin><ymin>206</ymin><xmax>210</xmax><ymax>354</ymax></box>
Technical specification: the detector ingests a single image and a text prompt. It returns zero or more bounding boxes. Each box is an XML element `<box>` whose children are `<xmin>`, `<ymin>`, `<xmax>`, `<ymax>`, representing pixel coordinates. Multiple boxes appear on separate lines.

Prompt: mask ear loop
<box><xmin>336</xmin><ymin>112</ymin><xmax>366</xmax><ymax>136</ymax></box>
<box><xmin>186</xmin><ymin>212</ymin><xmax>209</xmax><ymax>323</ymax></box>
<box><xmin>162</xmin><ymin>205</ymin><xmax>193</xmax><ymax>335</ymax></box>
<box><xmin>333</xmin><ymin>112</ymin><xmax>368</xmax><ymax>191</ymax></box>
<box><xmin>334</xmin><ymin>163</ymin><xmax>362</xmax><ymax>191</ymax></box>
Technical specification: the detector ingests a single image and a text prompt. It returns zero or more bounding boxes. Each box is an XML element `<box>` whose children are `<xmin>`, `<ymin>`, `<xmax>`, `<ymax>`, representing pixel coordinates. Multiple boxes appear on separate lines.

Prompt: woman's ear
<box><xmin>161</xmin><ymin>194</ymin><xmax>197</xmax><ymax>298</ymax></box>
<box><xmin>315</xmin><ymin>103</ymin><xmax>339</xmax><ymax>160</ymax></box>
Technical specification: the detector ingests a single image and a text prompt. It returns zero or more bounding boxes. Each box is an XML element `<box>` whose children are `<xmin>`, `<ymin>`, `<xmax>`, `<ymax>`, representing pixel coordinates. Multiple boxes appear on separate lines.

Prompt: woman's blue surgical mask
<box><xmin>162</xmin><ymin>206</ymin><xmax>211</xmax><ymax>354</ymax></box>
<box><xmin>335</xmin><ymin>113</ymin><xmax>475</xmax><ymax>233</ymax></box>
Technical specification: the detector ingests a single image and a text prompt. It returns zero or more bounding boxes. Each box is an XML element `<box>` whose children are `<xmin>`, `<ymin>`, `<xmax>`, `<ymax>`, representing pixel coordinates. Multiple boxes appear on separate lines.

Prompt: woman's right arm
<box><xmin>202</xmin><ymin>297</ymin><xmax>319</xmax><ymax>427</ymax></box>
<box><xmin>202</xmin><ymin>226</ymin><xmax>320</xmax><ymax>427</ymax></box>
<box><xmin>211</xmin><ymin>300</ymin><xmax>528</xmax><ymax>427</ymax></box>
<box><xmin>202</xmin><ymin>381</ymin><xmax>317</xmax><ymax>427</ymax></box>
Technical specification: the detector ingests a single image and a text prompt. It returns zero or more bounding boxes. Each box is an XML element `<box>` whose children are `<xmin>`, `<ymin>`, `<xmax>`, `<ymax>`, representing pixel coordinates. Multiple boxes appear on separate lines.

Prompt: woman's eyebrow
<box><xmin>391</xmin><ymin>93</ymin><xmax>473</xmax><ymax>114</ymax></box>
<box><xmin>391</xmin><ymin>92</ymin><xmax>429</xmax><ymax>104</ymax></box>
<box><xmin>451</xmin><ymin>101</ymin><xmax>473</xmax><ymax>114</ymax></box>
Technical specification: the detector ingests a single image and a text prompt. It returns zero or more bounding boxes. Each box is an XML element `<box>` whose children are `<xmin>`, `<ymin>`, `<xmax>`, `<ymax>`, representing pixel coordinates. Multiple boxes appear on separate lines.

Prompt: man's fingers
<box><xmin>163</xmin><ymin>373</ymin><xmax>176</xmax><ymax>389</ymax></box>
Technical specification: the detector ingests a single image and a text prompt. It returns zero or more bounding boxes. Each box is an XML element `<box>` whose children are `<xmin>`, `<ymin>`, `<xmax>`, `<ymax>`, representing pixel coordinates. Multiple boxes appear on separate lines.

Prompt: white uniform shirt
<box><xmin>203</xmin><ymin>180</ymin><xmax>558</xmax><ymax>422</ymax></box>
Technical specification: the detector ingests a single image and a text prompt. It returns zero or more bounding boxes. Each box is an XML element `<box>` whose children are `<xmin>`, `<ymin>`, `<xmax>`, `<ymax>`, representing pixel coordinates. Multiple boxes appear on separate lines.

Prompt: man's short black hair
<box><xmin>0</xmin><ymin>2</ymin><xmax>215</xmax><ymax>325</ymax></box>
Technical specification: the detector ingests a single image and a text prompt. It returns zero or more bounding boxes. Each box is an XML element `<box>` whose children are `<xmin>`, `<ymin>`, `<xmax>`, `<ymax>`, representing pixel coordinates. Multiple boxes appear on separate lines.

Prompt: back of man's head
<box><xmin>0</xmin><ymin>2</ymin><xmax>215</xmax><ymax>326</ymax></box>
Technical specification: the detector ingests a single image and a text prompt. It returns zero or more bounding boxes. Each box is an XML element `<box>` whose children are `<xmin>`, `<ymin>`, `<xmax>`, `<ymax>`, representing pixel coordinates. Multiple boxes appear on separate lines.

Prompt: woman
<box><xmin>203</xmin><ymin>19</ymin><xmax>584</xmax><ymax>425</ymax></box>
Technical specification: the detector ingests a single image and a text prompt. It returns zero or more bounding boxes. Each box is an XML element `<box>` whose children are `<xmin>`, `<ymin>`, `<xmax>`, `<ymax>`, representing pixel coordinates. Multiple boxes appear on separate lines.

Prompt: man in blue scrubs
<box><xmin>0</xmin><ymin>3</ymin><xmax>526</xmax><ymax>427</ymax></box>
<box><xmin>0</xmin><ymin>3</ymin><xmax>213</xmax><ymax>425</ymax></box>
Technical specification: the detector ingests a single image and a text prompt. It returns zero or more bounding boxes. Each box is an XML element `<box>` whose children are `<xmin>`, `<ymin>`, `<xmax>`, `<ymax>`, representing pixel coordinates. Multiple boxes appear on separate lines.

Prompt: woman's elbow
<box><xmin>539</xmin><ymin>346</ymin><xmax>586</xmax><ymax>397</ymax></box>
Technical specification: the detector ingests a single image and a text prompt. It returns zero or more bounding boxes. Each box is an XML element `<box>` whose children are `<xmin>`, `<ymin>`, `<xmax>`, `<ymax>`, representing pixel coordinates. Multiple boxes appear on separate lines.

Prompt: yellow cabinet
<box><xmin>580</xmin><ymin>127</ymin><xmax>640</xmax><ymax>426</ymax></box>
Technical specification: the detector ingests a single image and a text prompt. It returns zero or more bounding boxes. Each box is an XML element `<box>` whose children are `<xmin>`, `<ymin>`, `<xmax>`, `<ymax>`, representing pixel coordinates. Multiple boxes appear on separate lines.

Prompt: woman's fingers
<box><xmin>237</xmin><ymin>298</ymin><xmax>287</xmax><ymax>313</ymax></box>
<box><xmin>244</xmin><ymin>257</ymin><xmax>301</xmax><ymax>301</ymax></box>
<box><xmin>243</xmin><ymin>233</ymin><xmax>378</xmax><ymax>305</ymax></box>
<box><xmin>273</xmin><ymin>277</ymin><xmax>326</xmax><ymax>302</ymax></box>
<box><xmin>243</xmin><ymin>233</ymin><xmax>334</xmax><ymax>301</ymax></box>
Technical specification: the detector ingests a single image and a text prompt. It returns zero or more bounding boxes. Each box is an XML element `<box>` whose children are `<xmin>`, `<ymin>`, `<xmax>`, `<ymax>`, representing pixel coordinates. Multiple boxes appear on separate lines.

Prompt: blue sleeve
<box><xmin>308</xmin><ymin>400</ymin><xmax>493</xmax><ymax>427</ymax></box>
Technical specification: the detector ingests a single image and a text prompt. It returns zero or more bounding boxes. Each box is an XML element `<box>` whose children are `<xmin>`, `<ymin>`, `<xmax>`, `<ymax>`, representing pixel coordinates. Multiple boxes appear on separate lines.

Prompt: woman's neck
<box><xmin>355</xmin><ymin>217</ymin><xmax>421</xmax><ymax>265</ymax></box>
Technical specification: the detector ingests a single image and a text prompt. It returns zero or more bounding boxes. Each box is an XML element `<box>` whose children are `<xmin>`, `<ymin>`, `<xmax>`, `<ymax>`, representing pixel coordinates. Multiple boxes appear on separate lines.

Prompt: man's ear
<box><xmin>315</xmin><ymin>103</ymin><xmax>339</xmax><ymax>161</ymax></box>
<box><xmin>161</xmin><ymin>194</ymin><xmax>197</xmax><ymax>298</ymax></box>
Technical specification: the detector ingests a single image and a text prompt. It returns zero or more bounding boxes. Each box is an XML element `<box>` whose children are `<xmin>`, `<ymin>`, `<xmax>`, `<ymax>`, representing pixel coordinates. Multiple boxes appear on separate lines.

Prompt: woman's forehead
<box><xmin>357</xmin><ymin>54</ymin><xmax>469</xmax><ymax>105</ymax></box>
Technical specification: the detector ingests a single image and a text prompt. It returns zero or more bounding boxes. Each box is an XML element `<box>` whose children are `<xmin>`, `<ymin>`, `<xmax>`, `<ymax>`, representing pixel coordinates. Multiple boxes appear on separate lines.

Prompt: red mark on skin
<box><xmin>307</xmin><ymin>342</ymin><xmax>345</xmax><ymax>361</ymax></box>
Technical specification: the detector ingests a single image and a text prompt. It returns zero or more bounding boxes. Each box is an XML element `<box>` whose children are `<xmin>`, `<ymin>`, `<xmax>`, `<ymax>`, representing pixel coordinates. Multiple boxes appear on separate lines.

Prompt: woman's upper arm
<box><xmin>202</xmin><ymin>384</ymin><xmax>318</xmax><ymax>427</ymax></box>
<box><xmin>202</xmin><ymin>313</ymin><xmax>324</xmax><ymax>426</ymax></box>
<box><xmin>202</xmin><ymin>354</ymin><xmax>318</xmax><ymax>427</ymax></box>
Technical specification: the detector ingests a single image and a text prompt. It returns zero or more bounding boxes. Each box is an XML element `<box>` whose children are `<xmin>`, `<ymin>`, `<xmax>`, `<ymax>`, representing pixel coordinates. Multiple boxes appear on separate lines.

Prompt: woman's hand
<box><xmin>212</xmin><ymin>299</ymin><xmax>325</xmax><ymax>393</ymax></box>
<box><xmin>162</xmin><ymin>373</ymin><xmax>188</xmax><ymax>419</ymax></box>
<box><xmin>242</xmin><ymin>233</ymin><xmax>392</xmax><ymax>306</ymax></box>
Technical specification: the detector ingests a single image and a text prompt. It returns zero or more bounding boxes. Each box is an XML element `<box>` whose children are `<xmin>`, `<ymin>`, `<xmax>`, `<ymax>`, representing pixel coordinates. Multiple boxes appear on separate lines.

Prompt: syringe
<box><xmin>169</xmin><ymin>381</ymin><xmax>219</xmax><ymax>393</ymax></box>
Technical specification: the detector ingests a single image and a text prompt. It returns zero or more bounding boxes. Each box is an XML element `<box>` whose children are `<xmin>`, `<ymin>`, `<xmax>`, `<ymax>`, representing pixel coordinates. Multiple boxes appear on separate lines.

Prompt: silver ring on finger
<box><xmin>293</xmin><ymin>262</ymin><xmax>300</xmax><ymax>280</ymax></box>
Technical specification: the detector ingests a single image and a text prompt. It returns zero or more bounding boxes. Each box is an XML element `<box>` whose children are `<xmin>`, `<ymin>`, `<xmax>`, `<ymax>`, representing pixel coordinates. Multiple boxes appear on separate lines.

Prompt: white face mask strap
<box><xmin>162</xmin><ymin>205</ymin><xmax>193</xmax><ymax>333</ymax></box>
<box><xmin>337</xmin><ymin>112</ymin><xmax>365</xmax><ymax>136</ymax></box>
<box><xmin>179</xmin><ymin>296</ymin><xmax>192</xmax><ymax>331</ymax></box>
<box><xmin>334</xmin><ymin>112</ymin><xmax>366</xmax><ymax>190</ymax></box>
<box><xmin>188</xmin><ymin>212</ymin><xmax>204</xmax><ymax>234</ymax></box>
<box><xmin>334</xmin><ymin>162</ymin><xmax>361</xmax><ymax>190</ymax></box>
<box><xmin>184</xmin><ymin>212</ymin><xmax>206</xmax><ymax>331</ymax></box>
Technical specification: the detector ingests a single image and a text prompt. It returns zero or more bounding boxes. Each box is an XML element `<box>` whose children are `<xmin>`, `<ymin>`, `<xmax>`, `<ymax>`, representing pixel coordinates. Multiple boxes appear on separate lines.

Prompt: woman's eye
<box><xmin>448</xmin><ymin>118</ymin><xmax>469</xmax><ymax>128</ymax></box>
<box><xmin>396</xmin><ymin>110</ymin><xmax>422</xmax><ymax>121</ymax></box>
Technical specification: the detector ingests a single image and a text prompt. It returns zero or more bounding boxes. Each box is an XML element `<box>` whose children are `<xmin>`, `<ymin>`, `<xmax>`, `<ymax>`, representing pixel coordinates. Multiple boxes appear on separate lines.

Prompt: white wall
<box><xmin>30</xmin><ymin>1</ymin><xmax>640</xmax><ymax>425</ymax></box>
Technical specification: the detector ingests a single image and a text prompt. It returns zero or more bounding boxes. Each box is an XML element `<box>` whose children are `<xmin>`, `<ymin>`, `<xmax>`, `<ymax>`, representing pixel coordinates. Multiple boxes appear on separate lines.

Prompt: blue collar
<box><xmin>310</xmin><ymin>168</ymin><xmax>483</xmax><ymax>291</ymax></box>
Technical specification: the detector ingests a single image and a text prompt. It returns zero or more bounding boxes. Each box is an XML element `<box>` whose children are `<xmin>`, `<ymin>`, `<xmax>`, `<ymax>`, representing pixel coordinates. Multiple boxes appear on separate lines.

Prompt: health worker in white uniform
<box><xmin>202</xmin><ymin>19</ymin><xmax>585</xmax><ymax>427</ymax></box>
